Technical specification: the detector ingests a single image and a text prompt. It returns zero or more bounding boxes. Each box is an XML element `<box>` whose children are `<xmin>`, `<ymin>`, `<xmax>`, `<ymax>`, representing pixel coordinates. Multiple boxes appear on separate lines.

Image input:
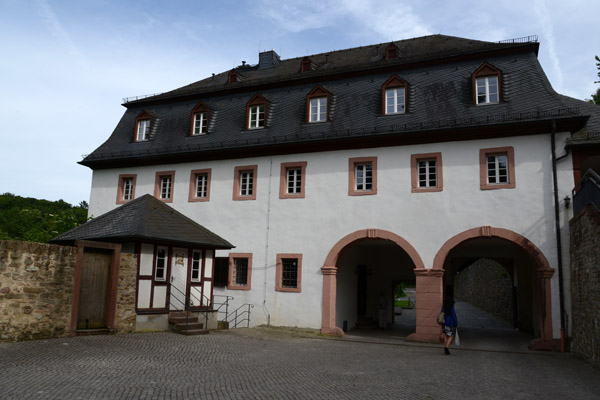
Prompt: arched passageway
<box><xmin>433</xmin><ymin>227</ymin><xmax>555</xmax><ymax>350</ymax></box>
<box><xmin>320</xmin><ymin>229</ymin><xmax>424</xmax><ymax>336</ymax></box>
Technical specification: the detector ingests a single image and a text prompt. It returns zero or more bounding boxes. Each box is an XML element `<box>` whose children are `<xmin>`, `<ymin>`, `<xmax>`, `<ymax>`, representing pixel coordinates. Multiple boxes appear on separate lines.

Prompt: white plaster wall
<box><xmin>88</xmin><ymin>132</ymin><xmax>573</xmax><ymax>337</ymax></box>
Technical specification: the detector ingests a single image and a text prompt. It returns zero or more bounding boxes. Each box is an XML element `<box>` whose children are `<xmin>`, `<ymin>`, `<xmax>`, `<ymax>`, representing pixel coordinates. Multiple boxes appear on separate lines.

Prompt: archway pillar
<box><xmin>530</xmin><ymin>268</ymin><xmax>557</xmax><ymax>350</ymax></box>
<box><xmin>320</xmin><ymin>265</ymin><xmax>344</xmax><ymax>336</ymax></box>
<box><xmin>406</xmin><ymin>268</ymin><xmax>444</xmax><ymax>343</ymax></box>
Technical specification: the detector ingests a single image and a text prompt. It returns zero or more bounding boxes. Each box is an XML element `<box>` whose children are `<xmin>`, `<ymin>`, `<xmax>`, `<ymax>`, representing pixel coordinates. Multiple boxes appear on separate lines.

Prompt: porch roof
<box><xmin>50</xmin><ymin>194</ymin><xmax>234</xmax><ymax>249</ymax></box>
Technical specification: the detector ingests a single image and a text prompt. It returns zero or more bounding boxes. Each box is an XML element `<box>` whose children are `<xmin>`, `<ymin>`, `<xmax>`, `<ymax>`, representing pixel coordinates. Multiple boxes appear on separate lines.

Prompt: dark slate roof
<box><xmin>51</xmin><ymin>194</ymin><xmax>234</xmax><ymax>249</ymax></box>
<box><xmin>80</xmin><ymin>34</ymin><xmax>600</xmax><ymax>169</ymax></box>
<box><xmin>128</xmin><ymin>35</ymin><xmax>538</xmax><ymax>104</ymax></box>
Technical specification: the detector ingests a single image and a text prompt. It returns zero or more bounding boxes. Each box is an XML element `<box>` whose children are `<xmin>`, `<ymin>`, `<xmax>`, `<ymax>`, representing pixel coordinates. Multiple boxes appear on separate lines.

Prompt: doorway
<box><xmin>71</xmin><ymin>241</ymin><xmax>120</xmax><ymax>333</ymax></box>
<box><xmin>169</xmin><ymin>248</ymin><xmax>188</xmax><ymax>311</ymax></box>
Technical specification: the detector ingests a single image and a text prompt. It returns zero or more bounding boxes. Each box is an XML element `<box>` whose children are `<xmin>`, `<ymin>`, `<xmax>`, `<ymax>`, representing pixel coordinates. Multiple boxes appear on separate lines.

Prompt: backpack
<box><xmin>436</xmin><ymin>310</ymin><xmax>445</xmax><ymax>325</ymax></box>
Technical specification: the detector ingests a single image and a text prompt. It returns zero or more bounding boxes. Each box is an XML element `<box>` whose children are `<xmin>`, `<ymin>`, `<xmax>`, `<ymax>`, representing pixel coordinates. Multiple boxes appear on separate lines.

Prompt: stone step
<box><xmin>169</xmin><ymin>316</ymin><xmax>199</xmax><ymax>324</ymax></box>
<box><xmin>171</xmin><ymin>322</ymin><xmax>204</xmax><ymax>332</ymax></box>
<box><xmin>179</xmin><ymin>328</ymin><xmax>209</xmax><ymax>336</ymax></box>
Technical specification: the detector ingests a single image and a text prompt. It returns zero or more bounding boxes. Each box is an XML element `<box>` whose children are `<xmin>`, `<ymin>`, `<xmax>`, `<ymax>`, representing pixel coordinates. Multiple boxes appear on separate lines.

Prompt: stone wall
<box><xmin>114</xmin><ymin>252</ymin><xmax>137</xmax><ymax>333</ymax></box>
<box><xmin>570</xmin><ymin>204</ymin><xmax>600</xmax><ymax>368</ymax></box>
<box><xmin>0</xmin><ymin>240</ymin><xmax>76</xmax><ymax>341</ymax></box>
<box><xmin>0</xmin><ymin>240</ymin><xmax>138</xmax><ymax>342</ymax></box>
<box><xmin>454</xmin><ymin>258</ymin><xmax>514</xmax><ymax>323</ymax></box>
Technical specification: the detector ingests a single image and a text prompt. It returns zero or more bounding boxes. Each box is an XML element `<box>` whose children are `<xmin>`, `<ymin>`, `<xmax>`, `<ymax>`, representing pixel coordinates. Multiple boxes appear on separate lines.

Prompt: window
<box><xmin>213</xmin><ymin>257</ymin><xmax>229</xmax><ymax>287</ymax></box>
<box><xmin>155</xmin><ymin>246</ymin><xmax>168</xmax><ymax>281</ymax></box>
<box><xmin>228</xmin><ymin>69</ymin><xmax>238</xmax><ymax>83</ymax></box>
<box><xmin>154</xmin><ymin>171</ymin><xmax>175</xmax><ymax>202</ymax></box>
<box><xmin>233</xmin><ymin>165</ymin><xmax>258</xmax><ymax>200</ymax></box>
<box><xmin>476</xmin><ymin>76</ymin><xmax>499</xmax><ymax>104</ymax></box>
<box><xmin>190</xmin><ymin>102</ymin><xmax>209</xmax><ymax>135</ymax></box>
<box><xmin>248</xmin><ymin>104</ymin><xmax>265</xmax><ymax>129</ymax></box>
<box><xmin>276</xmin><ymin>254</ymin><xmax>302</xmax><ymax>293</ymax></box>
<box><xmin>134</xmin><ymin>110</ymin><xmax>152</xmax><ymax>142</ymax></box>
<box><xmin>279</xmin><ymin>162</ymin><xmax>307</xmax><ymax>199</ymax></box>
<box><xmin>382</xmin><ymin>76</ymin><xmax>408</xmax><ymax>115</ymax></box>
<box><xmin>116</xmin><ymin>174</ymin><xmax>137</xmax><ymax>204</ymax></box>
<box><xmin>479</xmin><ymin>147</ymin><xmax>515</xmax><ymax>190</ymax></box>
<box><xmin>385</xmin><ymin>43</ymin><xmax>399</xmax><ymax>59</ymax></box>
<box><xmin>188</xmin><ymin>169</ymin><xmax>211</xmax><ymax>202</ymax></box>
<box><xmin>246</xmin><ymin>95</ymin><xmax>267</xmax><ymax>130</ymax></box>
<box><xmin>310</xmin><ymin>97</ymin><xmax>327</xmax><ymax>122</ymax></box>
<box><xmin>227</xmin><ymin>253</ymin><xmax>252</xmax><ymax>290</ymax></box>
<box><xmin>306</xmin><ymin>85</ymin><xmax>330</xmax><ymax>123</ymax></box>
<box><xmin>349</xmin><ymin>157</ymin><xmax>377</xmax><ymax>196</ymax></box>
<box><xmin>411</xmin><ymin>153</ymin><xmax>443</xmax><ymax>193</ymax></box>
<box><xmin>473</xmin><ymin>63</ymin><xmax>501</xmax><ymax>105</ymax></box>
<box><xmin>300</xmin><ymin>57</ymin><xmax>312</xmax><ymax>72</ymax></box>
<box><xmin>191</xmin><ymin>251</ymin><xmax>202</xmax><ymax>282</ymax></box>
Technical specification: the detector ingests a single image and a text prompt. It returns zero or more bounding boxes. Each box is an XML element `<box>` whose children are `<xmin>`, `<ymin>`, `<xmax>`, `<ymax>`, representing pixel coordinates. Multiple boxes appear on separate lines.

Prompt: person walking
<box><xmin>442</xmin><ymin>297</ymin><xmax>458</xmax><ymax>355</ymax></box>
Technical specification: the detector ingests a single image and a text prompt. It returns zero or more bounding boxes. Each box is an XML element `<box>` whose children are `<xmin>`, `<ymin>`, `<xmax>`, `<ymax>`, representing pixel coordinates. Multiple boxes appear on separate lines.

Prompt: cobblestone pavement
<box><xmin>1</xmin><ymin>328</ymin><xmax>599</xmax><ymax>399</ymax></box>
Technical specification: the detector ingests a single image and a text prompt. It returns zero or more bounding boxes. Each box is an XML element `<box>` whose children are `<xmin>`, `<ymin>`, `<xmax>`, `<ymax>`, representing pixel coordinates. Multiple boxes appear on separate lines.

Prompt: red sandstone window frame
<box><xmin>190</xmin><ymin>102</ymin><xmax>209</xmax><ymax>136</ymax></box>
<box><xmin>227</xmin><ymin>253</ymin><xmax>252</xmax><ymax>290</ymax></box>
<box><xmin>134</xmin><ymin>110</ymin><xmax>152</xmax><ymax>142</ymax></box>
<box><xmin>411</xmin><ymin>153</ymin><xmax>443</xmax><ymax>193</ymax></box>
<box><xmin>479</xmin><ymin>146</ymin><xmax>516</xmax><ymax>190</ymax></box>
<box><xmin>246</xmin><ymin>94</ymin><xmax>267</xmax><ymax>130</ymax></box>
<box><xmin>116</xmin><ymin>174</ymin><xmax>137</xmax><ymax>204</ymax></box>
<box><xmin>154</xmin><ymin>170</ymin><xmax>175</xmax><ymax>202</ymax></box>
<box><xmin>279</xmin><ymin>161</ymin><xmax>307</xmax><ymax>199</ymax></box>
<box><xmin>473</xmin><ymin>62</ymin><xmax>502</xmax><ymax>105</ymax></box>
<box><xmin>382</xmin><ymin>75</ymin><xmax>408</xmax><ymax>115</ymax></box>
<box><xmin>233</xmin><ymin>165</ymin><xmax>258</xmax><ymax>201</ymax></box>
<box><xmin>306</xmin><ymin>85</ymin><xmax>330</xmax><ymax>123</ymax></box>
<box><xmin>275</xmin><ymin>253</ymin><xmax>302</xmax><ymax>293</ymax></box>
<box><xmin>188</xmin><ymin>168</ymin><xmax>211</xmax><ymax>202</ymax></box>
<box><xmin>348</xmin><ymin>157</ymin><xmax>378</xmax><ymax>196</ymax></box>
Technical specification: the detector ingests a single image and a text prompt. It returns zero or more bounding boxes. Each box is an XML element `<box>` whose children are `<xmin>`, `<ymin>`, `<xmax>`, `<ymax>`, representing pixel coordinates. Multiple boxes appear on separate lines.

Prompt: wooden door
<box><xmin>76</xmin><ymin>249</ymin><xmax>112</xmax><ymax>329</ymax></box>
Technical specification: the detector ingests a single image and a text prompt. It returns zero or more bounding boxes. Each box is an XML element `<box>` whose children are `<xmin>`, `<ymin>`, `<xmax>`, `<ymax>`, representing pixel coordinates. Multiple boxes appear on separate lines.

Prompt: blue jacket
<box><xmin>444</xmin><ymin>307</ymin><xmax>458</xmax><ymax>327</ymax></box>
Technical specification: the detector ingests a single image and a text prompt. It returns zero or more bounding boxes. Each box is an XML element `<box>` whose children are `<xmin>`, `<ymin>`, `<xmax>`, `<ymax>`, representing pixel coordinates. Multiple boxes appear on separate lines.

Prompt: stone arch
<box><xmin>320</xmin><ymin>229</ymin><xmax>424</xmax><ymax>336</ymax></box>
<box><xmin>433</xmin><ymin>226</ymin><xmax>556</xmax><ymax>349</ymax></box>
<box><xmin>433</xmin><ymin>226</ymin><xmax>552</xmax><ymax>272</ymax></box>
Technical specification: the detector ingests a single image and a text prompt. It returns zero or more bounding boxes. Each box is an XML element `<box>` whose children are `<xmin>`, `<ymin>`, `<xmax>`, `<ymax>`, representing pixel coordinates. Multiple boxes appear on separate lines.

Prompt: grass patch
<box><xmin>394</xmin><ymin>299</ymin><xmax>415</xmax><ymax>308</ymax></box>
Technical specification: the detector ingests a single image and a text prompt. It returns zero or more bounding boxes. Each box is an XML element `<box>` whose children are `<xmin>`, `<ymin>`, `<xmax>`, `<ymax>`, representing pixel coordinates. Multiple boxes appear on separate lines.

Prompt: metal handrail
<box><xmin>227</xmin><ymin>304</ymin><xmax>255</xmax><ymax>328</ymax></box>
<box><xmin>572</xmin><ymin>168</ymin><xmax>600</xmax><ymax>214</ymax></box>
<box><xmin>213</xmin><ymin>295</ymin><xmax>234</xmax><ymax>322</ymax></box>
<box><xmin>169</xmin><ymin>283</ymin><xmax>209</xmax><ymax>332</ymax></box>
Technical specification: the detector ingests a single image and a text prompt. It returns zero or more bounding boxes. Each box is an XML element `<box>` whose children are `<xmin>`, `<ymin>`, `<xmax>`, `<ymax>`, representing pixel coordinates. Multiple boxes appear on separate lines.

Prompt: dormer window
<box><xmin>307</xmin><ymin>85</ymin><xmax>330</xmax><ymax>123</ymax></box>
<box><xmin>190</xmin><ymin>102</ymin><xmax>209</xmax><ymax>136</ymax></box>
<box><xmin>246</xmin><ymin>95</ymin><xmax>267</xmax><ymax>130</ymax></box>
<box><xmin>473</xmin><ymin>63</ymin><xmax>501</xmax><ymax>105</ymax></box>
<box><xmin>228</xmin><ymin>69</ymin><xmax>238</xmax><ymax>83</ymax></box>
<box><xmin>382</xmin><ymin>75</ymin><xmax>408</xmax><ymax>115</ymax></box>
<box><xmin>301</xmin><ymin>57</ymin><xmax>312</xmax><ymax>72</ymax></box>
<box><xmin>134</xmin><ymin>110</ymin><xmax>152</xmax><ymax>142</ymax></box>
<box><xmin>385</xmin><ymin>43</ymin><xmax>399</xmax><ymax>59</ymax></box>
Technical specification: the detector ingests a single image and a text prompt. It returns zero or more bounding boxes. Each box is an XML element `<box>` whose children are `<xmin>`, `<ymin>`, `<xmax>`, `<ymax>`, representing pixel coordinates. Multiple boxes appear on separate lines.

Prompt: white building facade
<box><xmin>82</xmin><ymin>35</ymin><xmax>596</xmax><ymax>347</ymax></box>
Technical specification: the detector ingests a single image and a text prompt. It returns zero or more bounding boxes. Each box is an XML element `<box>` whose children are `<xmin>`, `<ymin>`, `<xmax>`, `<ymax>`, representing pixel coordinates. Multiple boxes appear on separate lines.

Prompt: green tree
<box><xmin>0</xmin><ymin>193</ymin><xmax>89</xmax><ymax>243</ymax></box>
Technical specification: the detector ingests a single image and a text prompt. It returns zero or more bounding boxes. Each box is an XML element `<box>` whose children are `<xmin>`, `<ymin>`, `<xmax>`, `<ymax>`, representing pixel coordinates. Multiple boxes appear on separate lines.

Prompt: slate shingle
<box><xmin>80</xmin><ymin>35</ymin><xmax>600</xmax><ymax>168</ymax></box>
<box><xmin>51</xmin><ymin>194</ymin><xmax>234</xmax><ymax>249</ymax></box>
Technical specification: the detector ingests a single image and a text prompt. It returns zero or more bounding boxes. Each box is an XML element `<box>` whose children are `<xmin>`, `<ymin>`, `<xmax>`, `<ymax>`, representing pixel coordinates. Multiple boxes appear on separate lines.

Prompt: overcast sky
<box><xmin>1</xmin><ymin>0</ymin><xmax>598</xmax><ymax>205</ymax></box>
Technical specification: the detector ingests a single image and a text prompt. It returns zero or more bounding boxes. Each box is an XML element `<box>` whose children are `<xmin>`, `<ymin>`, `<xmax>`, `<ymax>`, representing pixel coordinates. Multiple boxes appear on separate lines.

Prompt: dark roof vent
<box><xmin>258</xmin><ymin>49</ymin><xmax>280</xmax><ymax>69</ymax></box>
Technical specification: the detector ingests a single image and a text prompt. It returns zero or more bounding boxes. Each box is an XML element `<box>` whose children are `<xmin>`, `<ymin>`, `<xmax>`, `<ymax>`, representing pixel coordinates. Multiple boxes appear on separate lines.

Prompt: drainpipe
<box><xmin>262</xmin><ymin>157</ymin><xmax>273</xmax><ymax>325</ymax></box>
<box><xmin>551</xmin><ymin>121</ymin><xmax>567</xmax><ymax>352</ymax></box>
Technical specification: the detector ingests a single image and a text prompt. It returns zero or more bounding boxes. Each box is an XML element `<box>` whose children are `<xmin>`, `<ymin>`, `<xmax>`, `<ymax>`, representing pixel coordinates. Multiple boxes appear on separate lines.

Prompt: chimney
<box><xmin>258</xmin><ymin>49</ymin><xmax>280</xmax><ymax>70</ymax></box>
